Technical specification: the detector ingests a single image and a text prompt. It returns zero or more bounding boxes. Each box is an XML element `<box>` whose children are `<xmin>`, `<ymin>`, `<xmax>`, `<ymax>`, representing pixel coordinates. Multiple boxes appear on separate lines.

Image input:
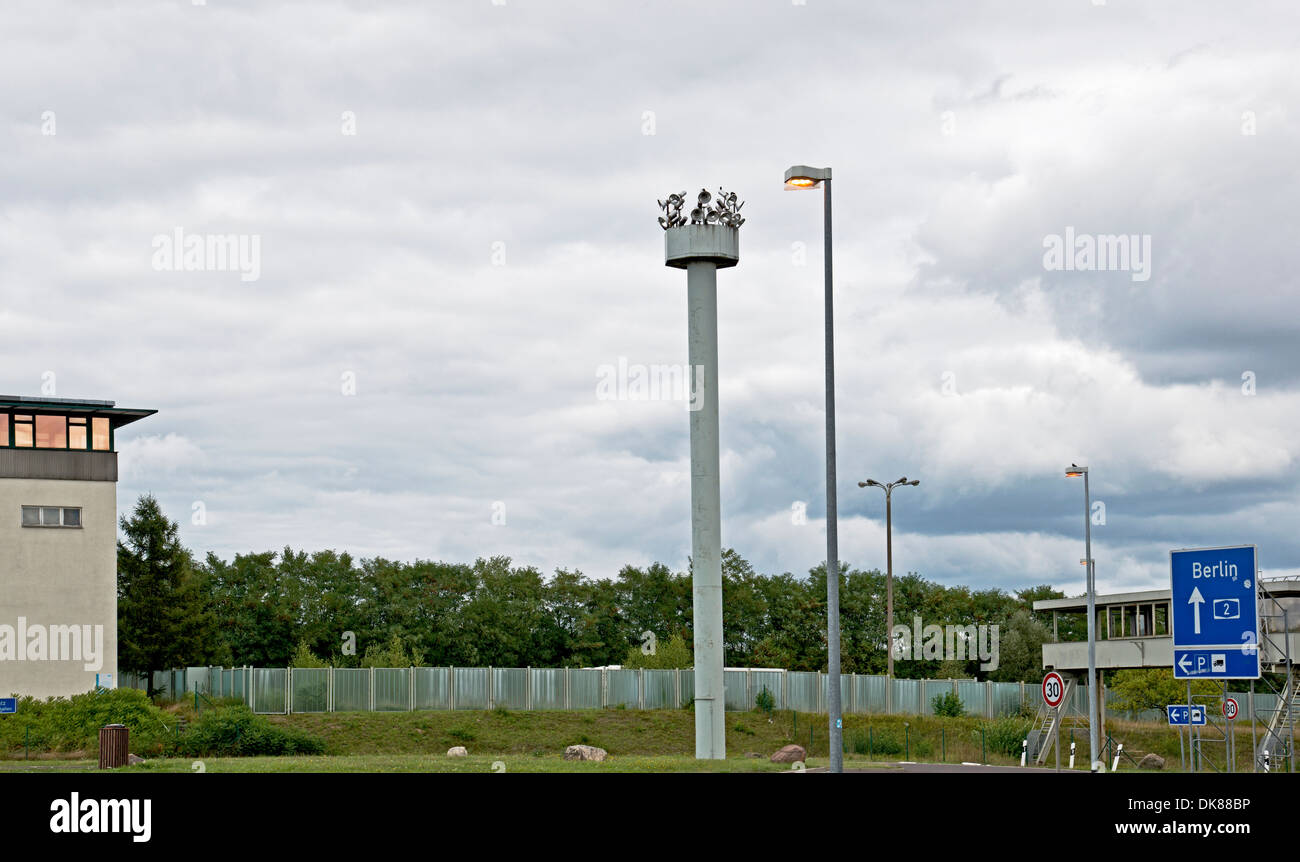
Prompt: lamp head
<box><xmin>1065</xmin><ymin>464</ymin><xmax>1088</xmax><ymax>478</ymax></box>
<box><xmin>784</xmin><ymin>165</ymin><xmax>831</xmax><ymax>190</ymax></box>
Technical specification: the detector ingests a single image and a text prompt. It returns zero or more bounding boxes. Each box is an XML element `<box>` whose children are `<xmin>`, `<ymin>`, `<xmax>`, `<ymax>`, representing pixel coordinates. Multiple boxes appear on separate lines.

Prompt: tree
<box><xmin>1108</xmin><ymin>668</ymin><xmax>1218</xmax><ymax>712</ymax></box>
<box><xmin>987</xmin><ymin>609</ymin><xmax>1051</xmax><ymax>682</ymax></box>
<box><xmin>621</xmin><ymin>633</ymin><xmax>693</xmax><ymax>669</ymax></box>
<box><xmin>118</xmin><ymin>496</ymin><xmax>224</xmax><ymax>694</ymax></box>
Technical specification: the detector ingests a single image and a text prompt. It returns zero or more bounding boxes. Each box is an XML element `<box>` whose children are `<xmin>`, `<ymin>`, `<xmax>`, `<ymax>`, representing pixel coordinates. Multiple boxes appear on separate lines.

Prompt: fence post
<box><xmin>780</xmin><ymin>670</ymin><xmax>787</xmax><ymax>711</ymax></box>
<box><xmin>675</xmin><ymin>667</ymin><xmax>681</xmax><ymax>709</ymax></box>
<box><xmin>487</xmin><ymin>666</ymin><xmax>493</xmax><ymax>710</ymax></box>
<box><xmin>369</xmin><ymin>666</ymin><xmax>375</xmax><ymax>712</ymax></box>
<box><xmin>329</xmin><ymin>666</ymin><xmax>334</xmax><ymax>713</ymax></box>
<box><xmin>409</xmin><ymin>666</ymin><xmax>414</xmax><ymax>711</ymax></box>
<box><xmin>285</xmin><ymin>666</ymin><xmax>291</xmax><ymax>715</ymax></box>
<box><xmin>601</xmin><ymin>668</ymin><xmax>608</xmax><ymax>709</ymax></box>
<box><xmin>527</xmin><ymin>666</ymin><xmax>532</xmax><ymax>711</ymax></box>
<box><xmin>917</xmin><ymin>681</ymin><xmax>923</xmax><ymax>715</ymax></box>
<box><xmin>985</xmin><ymin>679</ymin><xmax>992</xmax><ymax>718</ymax></box>
<box><xmin>449</xmin><ymin>666</ymin><xmax>455</xmax><ymax>711</ymax></box>
<box><xmin>817</xmin><ymin>672</ymin><xmax>824</xmax><ymax>714</ymax></box>
<box><xmin>746</xmin><ymin>668</ymin><xmax>752</xmax><ymax>711</ymax></box>
<box><xmin>886</xmin><ymin>674</ymin><xmax>892</xmax><ymax>715</ymax></box>
<box><xmin>638</xmin><ymin>668</ymin><xmax>645</xmax><ymax>710</ymax></box>
<box><xmin>565</xmin><ymin>666</ymin><xmax>571</xmax><ymax>710</ymax></box>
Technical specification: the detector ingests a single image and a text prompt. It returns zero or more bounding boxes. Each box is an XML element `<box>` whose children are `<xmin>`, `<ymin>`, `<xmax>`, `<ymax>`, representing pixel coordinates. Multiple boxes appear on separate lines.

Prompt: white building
<box><xmin>0</xmin><ymin>396</ymin><xmax>154</xmax><ymax>699</ymax></box>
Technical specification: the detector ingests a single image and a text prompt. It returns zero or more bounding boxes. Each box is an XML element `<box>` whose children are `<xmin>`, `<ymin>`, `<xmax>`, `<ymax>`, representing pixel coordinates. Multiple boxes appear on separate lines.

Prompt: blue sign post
<box><xmin>0</xmin><ymin>698</ymin><xmax>15</xmax><ymax>714</ymax></box>
<box><xmin>1166</xmin><ymin>704</ymin><xmax>1206</xmax><ymax>726</ymax></box>
<box><xmin>1171</xmin><ymin>545</ymin><xmax>1259</xmax><ymax>680</ymax></box>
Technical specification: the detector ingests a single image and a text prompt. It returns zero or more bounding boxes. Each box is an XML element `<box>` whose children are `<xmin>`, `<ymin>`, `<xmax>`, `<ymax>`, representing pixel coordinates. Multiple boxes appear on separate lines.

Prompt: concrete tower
<box><xmin>660</xmin><ymin>188</ymin><xmax>743</xmax><ymax>759</ymax></box>
<box><xmin>0</xmin><ymin>396</ymin><xmax>155</xmax><ymax>699</ymax></box>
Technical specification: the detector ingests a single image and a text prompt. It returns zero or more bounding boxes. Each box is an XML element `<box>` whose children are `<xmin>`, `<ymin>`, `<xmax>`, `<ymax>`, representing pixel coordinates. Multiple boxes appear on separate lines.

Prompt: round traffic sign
<box><xmin>1042</xmin><ymin>671</ymin><xmax>1066</xmax><ymax>708</ymax></box>
<box><xmin>1223</xmin><ymin>697</ymin><xmax>1239</xmax><ymax>720</ymax></box>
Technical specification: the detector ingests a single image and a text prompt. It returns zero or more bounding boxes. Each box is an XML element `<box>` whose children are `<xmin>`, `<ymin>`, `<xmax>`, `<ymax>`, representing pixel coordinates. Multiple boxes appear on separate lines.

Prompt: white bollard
<box><xmin>1112</xmin><ymin>743</ymin><xmax>1123</xmax><ymax>772</ymax></box>
<box><xmin>1069</xmin><ymin>741</ymin><xmax>1076</xmax><ymax>770</ymax></box>
<box><xmin>1020</xmin><ymin>738</ymin><xmax>1027</xmax><ymax>767</ymax></box>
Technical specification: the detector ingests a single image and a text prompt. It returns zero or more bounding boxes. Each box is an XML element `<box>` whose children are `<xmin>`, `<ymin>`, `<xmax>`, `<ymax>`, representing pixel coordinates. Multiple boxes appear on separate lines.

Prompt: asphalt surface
<box><xmin>801</xmin><ymin>761</ymin><xmax>1084</xmax><ymax>773</ymax></box>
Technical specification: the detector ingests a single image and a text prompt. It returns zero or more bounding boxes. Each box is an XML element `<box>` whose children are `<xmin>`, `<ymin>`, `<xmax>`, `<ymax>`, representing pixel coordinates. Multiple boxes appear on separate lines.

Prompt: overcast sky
<box><xmin>2</xmin><ymin>1</ymin><xmax>1297</xmax><ymax>598</ymax></box>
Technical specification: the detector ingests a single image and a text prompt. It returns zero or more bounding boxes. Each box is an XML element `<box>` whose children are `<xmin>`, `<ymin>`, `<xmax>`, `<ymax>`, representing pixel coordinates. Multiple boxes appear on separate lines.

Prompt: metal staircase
<box><xmin>1258</xmin><ymin>672</ymin><xmax>1297</xmax><ymax>771</ymax></box>
<box><xmin>1031</xmin><ymin>677</ymin><xmax>1076</xmax><ymax>765</ymax></box>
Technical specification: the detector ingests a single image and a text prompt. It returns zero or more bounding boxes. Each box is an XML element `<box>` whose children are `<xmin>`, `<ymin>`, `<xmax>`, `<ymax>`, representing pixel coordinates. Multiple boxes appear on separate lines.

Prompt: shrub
<box><xmin>621</xmin><ymin>633</ymin><xmax>693</xmax><ymax>670</ymax></box>
<box><xmin>359</xmin><ymin>635</ymin><xmax>424</xmax><ymax>668</ymax></box>
<box><xmin>754</xmin><ymin>687</ymin><xmax>775</xmax><ymax>715</ymax></box>
<box><xmin>978</xmin><ymin>716</ymin><xmax>1033</xmax><ymax>758</ymax></box>
<box><xmin>865</xmin><ymin>729</ymin><xmax>902</xmax><ymax>756</ymax></box>
<box><xmin>0</xmin><ymin>688</ymin><xmax>178</xmax><ymax>756</ymax></box>
<box><xmin>290</xmin><ymin>640</ymin><xmax>330</xmax><ymax>669</ymax></box>
<box><xmin>172</xmin><ymin>704</ymin><xmax>325</xmax><ymax>757</ymax></box>
<box><xmin>447</xmin><ymin>727</ymin><xmax>476</xmax><ymax>743</ymax></box>
<box><xmin>931</xmin><ymin>691</ymin><xmax>965</xmax><ymax>718</ymax></box>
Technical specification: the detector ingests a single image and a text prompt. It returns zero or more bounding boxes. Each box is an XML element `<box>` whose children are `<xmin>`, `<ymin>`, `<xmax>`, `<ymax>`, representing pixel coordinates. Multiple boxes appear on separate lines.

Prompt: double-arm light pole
<box><xmin>1066</xmin><ymin>463</ymin><xmax>1101</xmax><ymax>771</ymax></box>
<box><xmin>783</xmin><ymin>165</ymin><xmax>843</xmax><ymax>772</ymax></box>
<box><xmin>858</xmin><ymin>477</ymin><xmax>919</xmax><ymax>680</ymax></box>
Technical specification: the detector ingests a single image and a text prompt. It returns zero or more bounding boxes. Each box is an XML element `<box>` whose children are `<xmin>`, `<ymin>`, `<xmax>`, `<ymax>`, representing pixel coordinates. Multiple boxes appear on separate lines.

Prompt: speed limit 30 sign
<box><xmin>1042</xmin><ymin>671</ymin><xmax>1066</xmax><ymax>709</ymax></box>
<box><xmin>1223</xmin><ymin>697</ymin><xmax>1239</xmax><ymax>720</ymax></box>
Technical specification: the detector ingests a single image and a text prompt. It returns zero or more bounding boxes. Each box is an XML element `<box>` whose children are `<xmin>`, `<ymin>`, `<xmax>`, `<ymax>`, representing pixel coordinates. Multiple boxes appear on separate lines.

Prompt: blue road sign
<box><xmin>0</xmin><ymin>698</ymin><xmax>15</xmax><ymax>714</ymax></box>
<box><xmin>1171</xmin><ymin>545</ymin><xmax>1259</xmax><ymax>680</ymax></box>
<box><xmin>1166</xmin><ymin>704</ymin><xmax>1206</xmax><ymax>726</ymax></box>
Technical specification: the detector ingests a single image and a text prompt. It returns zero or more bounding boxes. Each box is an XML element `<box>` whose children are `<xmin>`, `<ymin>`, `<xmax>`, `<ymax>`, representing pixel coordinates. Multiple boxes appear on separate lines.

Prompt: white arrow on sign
<box><xmin>1188</xmin><ymin>586</ymin><xmax>1205</xmax><ymax>635</ymax></box>
<box><xmin>1178</xmin><ymin>654</ymin><xmax>1193</xmax><ymax>675</ymax></box>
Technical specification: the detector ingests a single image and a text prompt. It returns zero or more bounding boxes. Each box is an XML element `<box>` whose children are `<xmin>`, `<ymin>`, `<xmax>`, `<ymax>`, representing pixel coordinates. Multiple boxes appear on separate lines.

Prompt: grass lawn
<box><xmin>4</xmin><ymin>705</ymin><xmax>1280</xmax><ymax>772</ymax></box>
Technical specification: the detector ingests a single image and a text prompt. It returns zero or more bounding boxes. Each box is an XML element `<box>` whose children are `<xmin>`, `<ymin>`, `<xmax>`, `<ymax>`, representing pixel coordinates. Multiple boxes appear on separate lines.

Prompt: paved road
<box><xmin>801</xmin><ymin>761</ymin><xmax>1083</xmax><ymax>774</ymax></box>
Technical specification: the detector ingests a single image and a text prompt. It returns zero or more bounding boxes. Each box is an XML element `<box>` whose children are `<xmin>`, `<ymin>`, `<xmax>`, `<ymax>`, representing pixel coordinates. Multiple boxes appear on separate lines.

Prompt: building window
<box><xmin>34</xmin><ymin>415</ymin><xmax>67</xmax><ymax>449</ymax></box>
<box><xmin>69</xmin><ymin>417</ymin><xmax>87</xmax><ymax>449</ymax></box>
<box><xmin>0</xmin><ymin>413</ymin><xmax>7</xmax><ymax>446</ymax></box>
<box><xmin>92</xmin><ymin>417</ymin><xmax>110</xmax><ymax>451</ymax></box>
<box><xmin>20</xmin><ymin>506</ymin><xmax>82</xmax><ymax>528</ymax></box>
<box><xmin>14</xmin><ymin>415</ymin><xmax>33</xmax><ymax>447</ymax></box>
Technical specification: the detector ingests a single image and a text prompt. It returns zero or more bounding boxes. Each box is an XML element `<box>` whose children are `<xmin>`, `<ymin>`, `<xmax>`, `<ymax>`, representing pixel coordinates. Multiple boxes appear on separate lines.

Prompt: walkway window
<box><xmin>1154</xmin><ymin>603</ymin><xmax>1168</xmax><ymax>635</ymax></box>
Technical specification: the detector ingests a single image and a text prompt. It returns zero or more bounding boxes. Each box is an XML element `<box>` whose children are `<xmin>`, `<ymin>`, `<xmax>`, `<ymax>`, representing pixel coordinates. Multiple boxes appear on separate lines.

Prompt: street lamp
<box><xmin>1066</xmin><ymin>463</ymin><xmax>1101</xmax><ymax>772</ymax></box>
<box><xmin>858</xmin><ymin>477</ymin><xmax>919</xmax><ymax>679</ymax></box>
<box><xmin>783</xmin><ymin>164</ymin><xmax>843</xmax><ymax>772</ymax></box>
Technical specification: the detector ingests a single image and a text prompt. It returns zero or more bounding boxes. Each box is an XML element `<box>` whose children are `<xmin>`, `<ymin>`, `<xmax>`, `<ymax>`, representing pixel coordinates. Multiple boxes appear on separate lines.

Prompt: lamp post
<box><xmin>1066</xmin><ymin>463</ymin><xmax>1101</xmax><ymax>771</ymax></box>
<box><xmin>783</xmin><ymin>164</ymin><xmax>843</xmax><ymax>772</ymax></box>
<box><xmin>858</xmin><ymin>477</ymin><xmax>919</xmax><ymax>679</ymax></box>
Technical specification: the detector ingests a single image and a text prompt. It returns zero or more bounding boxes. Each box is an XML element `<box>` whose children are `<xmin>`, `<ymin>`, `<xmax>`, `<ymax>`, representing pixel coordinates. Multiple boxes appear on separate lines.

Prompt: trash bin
<box><xmin>99</xmin><ymin>723</ymin><xmax>129</xmax><ymax>769</ymax></box>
